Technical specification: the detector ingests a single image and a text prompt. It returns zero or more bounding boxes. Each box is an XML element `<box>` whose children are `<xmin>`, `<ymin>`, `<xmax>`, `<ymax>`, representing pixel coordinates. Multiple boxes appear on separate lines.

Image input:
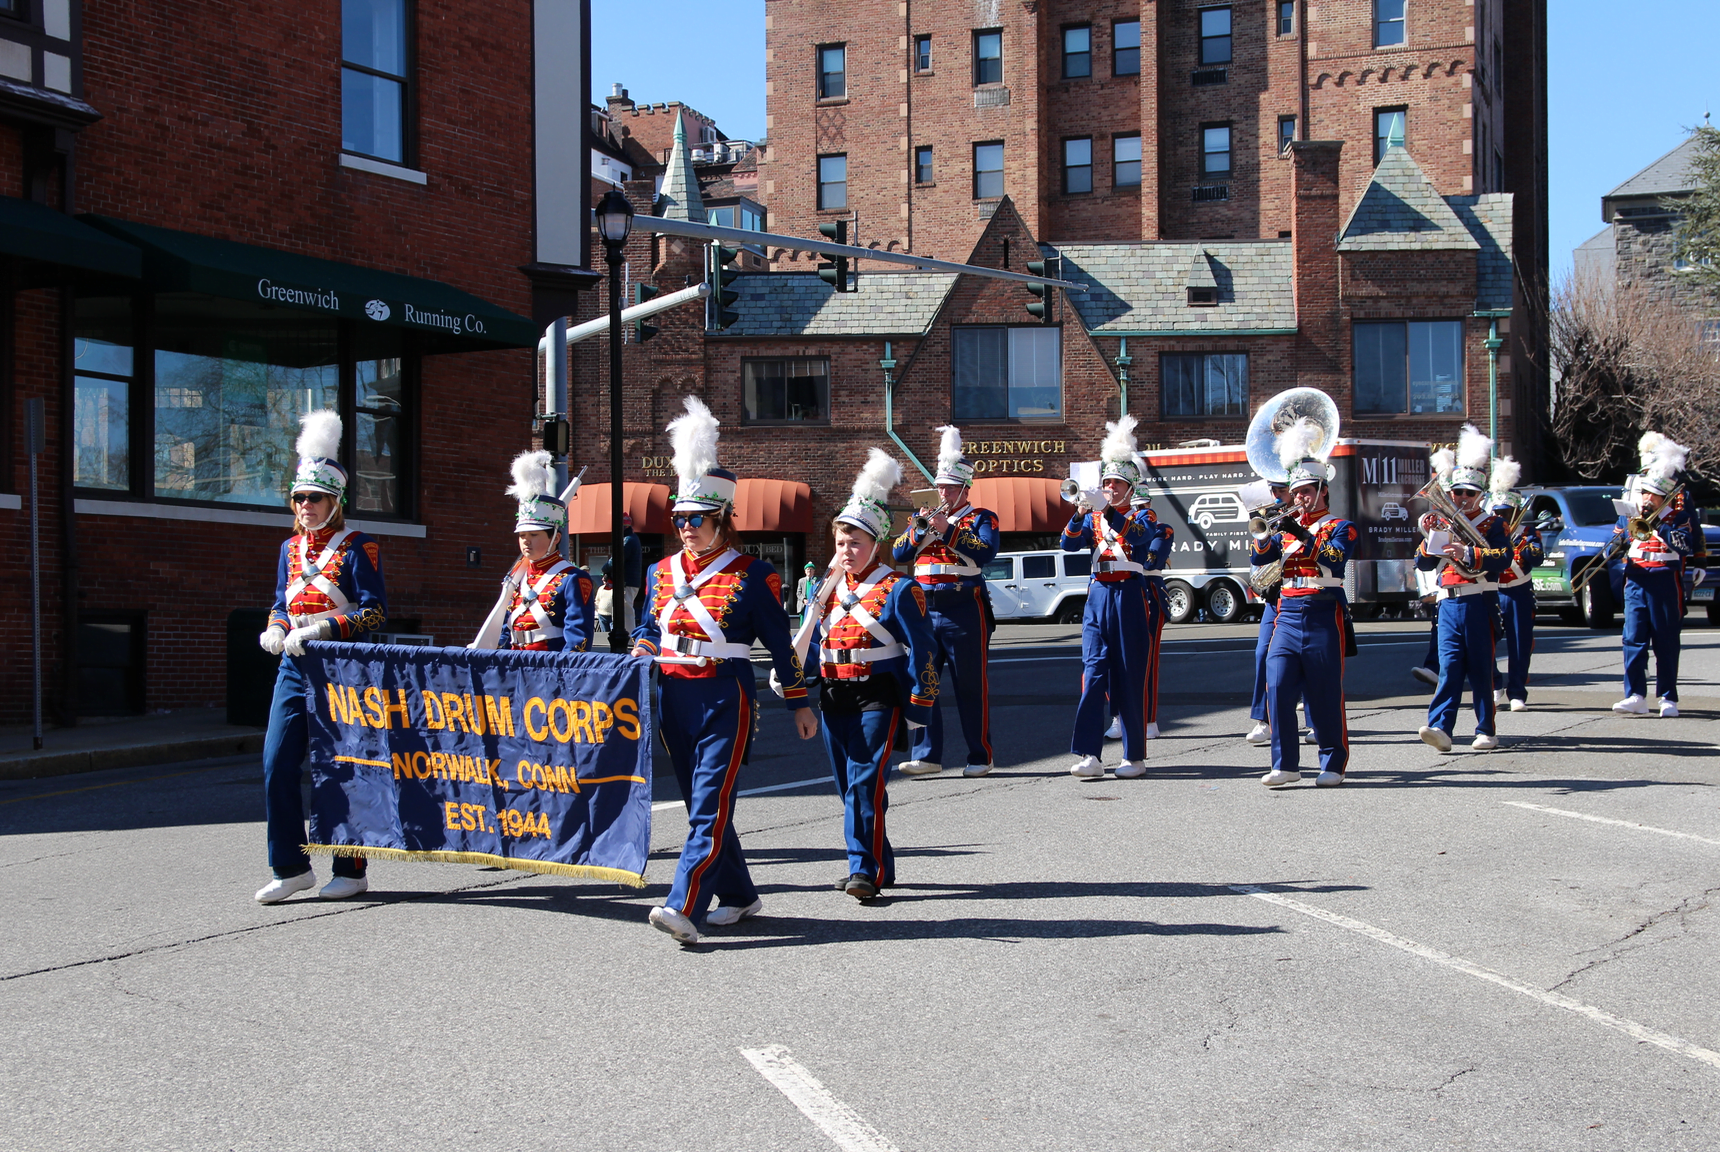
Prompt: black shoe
<box><xmin>844</xmin><ymin>874</ymin><xmax>879</xmax><ymax>900</ymax></box>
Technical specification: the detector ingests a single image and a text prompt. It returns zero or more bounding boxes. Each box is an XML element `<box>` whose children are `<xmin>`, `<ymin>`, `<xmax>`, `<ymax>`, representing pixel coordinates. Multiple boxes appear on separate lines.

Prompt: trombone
<box><xmin>1569</xmin><ymin>481</ymin><xmax>1683</xmax><ymax>595</ymax></box>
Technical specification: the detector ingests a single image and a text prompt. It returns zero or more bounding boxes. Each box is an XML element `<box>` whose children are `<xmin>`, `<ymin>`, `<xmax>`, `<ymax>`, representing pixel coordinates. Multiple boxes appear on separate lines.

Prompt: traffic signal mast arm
<box><xmin>536</xmin><ymin>281</ymin><xmax>711</xmax><ymax>353</ymax></box>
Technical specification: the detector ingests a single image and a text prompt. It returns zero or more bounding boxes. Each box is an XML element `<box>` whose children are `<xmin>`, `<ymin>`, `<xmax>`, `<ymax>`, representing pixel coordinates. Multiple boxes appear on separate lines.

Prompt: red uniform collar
<box><xmin>680</xmin><ymin>544</ymin><xmax>732</xmax><ymax>575</ymax></box>
<box><xmin>527</xmin><ymin>552</ymin><xmax>564</xmax><ymax>577</ymax></box>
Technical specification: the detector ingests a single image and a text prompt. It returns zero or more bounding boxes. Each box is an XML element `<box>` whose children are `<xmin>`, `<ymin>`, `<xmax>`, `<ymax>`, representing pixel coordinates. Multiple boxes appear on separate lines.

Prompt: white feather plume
<box><xmin>1430</xmin><ymin>447</ymin><xmax>1456</xmax><ymax>477</ymax></box>
<box><xmin>851</xmin><ymin>448</ymin><xmax>902</xmax><ymax>506</ymax></box>
<box><xmin>1639</xmin><ymin>430</ymin><xmax>1688</xmax><ymax>481</ymax></box>
<box><xmin>1100</xmin><ymin>413</ymin><xmax>1138</xmax><ymax>461</ymax></box>
<box><xmin>1276</xmin><ymin>417</ymin><xmax>1324</xmax><ymax>473</ymax></box>
<box><xmin>667</xmin><ymin>395</ymin><xmax>721</xmax><ymax>489</ymax></box>
<box><xmin>1488</xmin><ymin>455</ymin><xmax>1521</xmax><ymax>496</ymax></box>
<box><xmin>506</xmin><ymin>450</ymin><xmax>556</xmax><ymax>500</ymax></box>
<box><xmin>1457</xmin><ymin>424</ymin><xmax>1492</xmax><ymax>470</ymax></box>
<box><xmin>1637</xmin><ymin>431</ymin><xmax>1668</xmax><ymax>470</ymax></box>
<box><xmin>934</xmin><ymin>425</ymin><xmax>965</xmax><ymax>473</ymax></box>
<box><xmin>296</xmin><ymin>409</ymin><xmax>341</xmax><ymax>461</ymax></box>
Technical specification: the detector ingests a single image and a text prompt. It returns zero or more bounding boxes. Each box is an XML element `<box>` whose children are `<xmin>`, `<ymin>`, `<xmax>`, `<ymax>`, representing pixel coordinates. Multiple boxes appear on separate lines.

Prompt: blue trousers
<box><xmin>1428</xmin><ymin>595</ymin><xmax>1497</xmax><ymax>736</ymax></box>
<box><xmin>1111</xmin><ymin>580</ymin><xmax>1166</xmax><ymax>723</ymax></box>
<box><xmin>1264</xmin><ymin>597</ymin><xmax>1349</xmax><ymax>776</ymax></box>
<box><xmin>1073</xmin><ymin>580</ymin><xmax>1152</xmax><ymax>760</ymax></box>
<box><xmin>820</xmin><ymin>707</ymin><xmax>900</xmax><ymax>885</ymax></box>
<box><xmin>1421</xmin><ymin>614</ymin><xmax>1439</xmax><ymax>673</ymax></box>
<box><xmin>659</xmin><ymin>676</ymin><xmax>759</xmax><ymax>925</ymax></box>
<box><xmin>262</xmin><ymin>660</ymin><xmax>364</xmax><ymax>880</ymax></box>
<box><xmin>909</xmin><ymin>587</ymin><xmax>992</xmax><ymax>767</ymax></box>
<box><xmin>1493</xmin><ymin>582</ymin><xmax>1535</xmax><ymax>701</ymax></box>
<box><xmin>1622</xmin><ymin>568</ymin><xmax>1681</xmax><ymax>701</ymax></box>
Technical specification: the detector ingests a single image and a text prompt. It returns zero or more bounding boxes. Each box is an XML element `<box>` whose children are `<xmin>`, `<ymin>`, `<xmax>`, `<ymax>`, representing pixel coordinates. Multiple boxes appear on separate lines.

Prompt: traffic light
<box><xmin>817</xmin><ymin>220</ymin><xmax>852</xmax><ymax>292</ymax></box>
<box><xmin>1025</xmin><ymin>260</ymin><xmax>1052</xmax><ymax>322</ymax></box>
<box><xmin>632</xmin><ymin>282</ymin><xmax>661</xmax><ymax>342</ymax></box>
<box><xmin>708</xmin><ymin>243</ymin><xmax>741</xmax><ymax>329</ymax></box>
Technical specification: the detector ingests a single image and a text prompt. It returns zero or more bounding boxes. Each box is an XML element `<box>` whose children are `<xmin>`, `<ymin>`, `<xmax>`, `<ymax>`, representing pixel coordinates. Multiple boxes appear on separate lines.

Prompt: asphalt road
<box><xmin>3</xmin><ymin>616</ymin><xmax>1719</xmax><ymax>1151</ymax></box>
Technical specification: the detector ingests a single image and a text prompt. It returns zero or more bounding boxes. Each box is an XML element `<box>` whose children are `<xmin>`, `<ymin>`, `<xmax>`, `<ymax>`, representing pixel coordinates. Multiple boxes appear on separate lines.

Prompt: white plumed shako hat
<box><xmin>291</xmin><ymin>409</ymin><xmax>347</xmax><ymax>500</ymax></box>
<box><xmin>1099</xmin><ymin>414</ymin><xmax>1142</xmax><ymax>485</ymax></box>
<box><xmin>1444</xmin><ymin>425</ymin><xmax>1492</xmax><ymax>492</ymax></box>
<box><xmin>507</xmin><ymin>450</ymin><xmax>566</xmax><ymax>534</ymax></box>
<box><xmin>1637</xmin><ymin>431</ymin><xmax>1688</xmax><ymax>497</ymax></box>
<box><xmin>932</xmin><ymin>425</ymin><xmax>975</xmax><ymax>487</ymax></box>
<box><xmin>1278</xmin><ymin>417</ymin><xmax>1333</xmax><ymax>489</ymax></box>
<box><xmin>666</xmin><ymin>396</ymin><xmax>737</xmax><ymax>514</ymax></box>
<box><xmin>835</xmin><ymin>449</ymin><xmax>903</xmax><ymax>540</ymax></box>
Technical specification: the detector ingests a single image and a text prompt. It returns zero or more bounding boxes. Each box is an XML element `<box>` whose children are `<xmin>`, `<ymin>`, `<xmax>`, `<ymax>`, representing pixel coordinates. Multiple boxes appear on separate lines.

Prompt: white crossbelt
<box><xmin>914</xmin><ymin>504</ymin><xmax>982</xmax><ymax>576</ymax></box>
<box><xmin>285</xmin><ymin>529</ymin><xmax>353</xmax><ymax>627</ymax></box>
<box><xmin>1092</xmin><ymin>510</ymin><xmax>1145</xmax><ymax>574</ymax></box>
<box><xmin>654</xmin><ymin>548</ymin><xmax>754</xmax><ymax>665</ymax></box>
<box><xmin>508</xmin><ymin>559</ymin><xmax>574</xmax><ymax>644</ymax></box>
<box><xmin>819</xmin><ymin>569</ymin><xmax>903</xmax><ymax>678</ymax></box>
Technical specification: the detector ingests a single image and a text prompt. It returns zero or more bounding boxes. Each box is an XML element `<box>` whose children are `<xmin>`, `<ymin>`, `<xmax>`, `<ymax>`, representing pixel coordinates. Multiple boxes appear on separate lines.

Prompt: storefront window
<box><xmin>354</xmin><ymin>355</ymin><xmax>404</xmax><ymax>514</ymax></box>
<box><xmin>73</xmin><ymin>298</ymin><xmax>134</xmax><ymax>491</ymax></box>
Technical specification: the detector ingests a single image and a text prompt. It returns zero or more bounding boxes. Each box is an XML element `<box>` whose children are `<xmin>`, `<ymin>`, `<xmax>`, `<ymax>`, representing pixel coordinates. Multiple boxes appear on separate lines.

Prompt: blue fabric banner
<box><xmin>295</xmin><ymin>643</ymin><xmax>654</xmax><ymax>886</ymax></box>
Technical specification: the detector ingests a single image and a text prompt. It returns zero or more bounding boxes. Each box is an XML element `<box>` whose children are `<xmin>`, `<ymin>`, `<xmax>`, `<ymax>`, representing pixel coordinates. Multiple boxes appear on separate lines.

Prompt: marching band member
<box><xmin>1613</xmin><ymin>433</ymin><xmax>1697</xmax><ymax>717</ymax></box>
<box><xmin>254</xmin><ymin>410</ymin><xmax>386</xmax><ymax>903</ymax></box>
<box><xmin>891</xmin><ymin>425</ymin><xmax>1000</xmax><ymax>778</ymax></box>
<box><xmin>1245</xmin><ymin>481</ymin><xmax>1291</xmax><ymax>746</ymax></box>
<box><xmin>1250</xmin><ymin>421</ymin><xmax>1356</xmax><ymax>788</ymax></box>
<box><xmin>631</xmin><ymin>398</ymin><xmax>816</xmax><ymax>945</ymax></box>
<box><xmin>1415</xmin><ymin>428</ymin><xmax>1511</xmax><ymax>752</ymax></box>
<box><xmin>811</xmin><ymin>450</ymin><xmax>938</xmax><ymax>900</ymax></box>
<box><xmin>1486</xmin><ymin>456</ymin><xmax>1542</xmax><ymax>712</ymax></box>
<box><xmin>497</xmin><ymin>451</ymin><xmax>594</xmax><ymax>653</ymax></box>
<box><xmin>1106</xmin><ymin>481</ymin><xmax>1171</xmax><ymax>741</ymax></box>
<box><xmin>1064</xmin><ymin>416</ymin><xmax>1153</xmax><ymax>779</ymax></box>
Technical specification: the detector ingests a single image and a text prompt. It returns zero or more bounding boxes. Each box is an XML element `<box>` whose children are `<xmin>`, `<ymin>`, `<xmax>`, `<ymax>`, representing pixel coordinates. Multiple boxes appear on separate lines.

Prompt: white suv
<box><xmin>983</xmin><ymin>550</ymin><xmax>1092</xmax><ymax>624</ymax></box>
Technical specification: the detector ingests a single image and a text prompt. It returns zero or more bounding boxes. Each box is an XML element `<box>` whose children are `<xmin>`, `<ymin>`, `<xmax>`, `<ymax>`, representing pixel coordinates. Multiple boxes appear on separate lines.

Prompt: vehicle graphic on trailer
<box><xmin>1188</xmin><ymin>492</ymin><xmax>1248</xmax><ymax>530</ymax></box>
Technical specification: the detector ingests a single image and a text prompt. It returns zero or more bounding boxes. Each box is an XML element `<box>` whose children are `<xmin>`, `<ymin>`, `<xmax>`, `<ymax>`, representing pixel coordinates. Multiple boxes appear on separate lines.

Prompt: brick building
<box><xmin>1</xmin><ymin>0</ymin><xmax>594</xmax><ymax>724</ymax></box>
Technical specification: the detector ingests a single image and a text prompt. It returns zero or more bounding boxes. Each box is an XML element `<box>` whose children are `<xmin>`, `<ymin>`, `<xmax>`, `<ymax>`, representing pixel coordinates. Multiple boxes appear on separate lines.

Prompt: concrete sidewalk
<box><xmin>0</xmin><ymin>709</ymin><xmax>265</xmax><ymax>781</ymax></box>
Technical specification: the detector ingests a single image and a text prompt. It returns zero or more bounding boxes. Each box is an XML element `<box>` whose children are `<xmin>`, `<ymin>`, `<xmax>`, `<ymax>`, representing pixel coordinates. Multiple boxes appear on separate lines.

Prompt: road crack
<box><xmin>1551</xmin><ymin>884</ymin><xmax>1720</xmax><ymax>991</ymax></box>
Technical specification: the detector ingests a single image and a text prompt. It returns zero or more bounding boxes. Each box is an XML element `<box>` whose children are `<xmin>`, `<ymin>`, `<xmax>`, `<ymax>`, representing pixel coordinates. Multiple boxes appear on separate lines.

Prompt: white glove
<box><xmin>283</xmin><ymin>622</ymin><xmax>326</xmax><ymax>657</ymax></box>
<box><xmin>768</xmin><ymin>668</ymin><xmax>786</xmax><ymax>699</ymax></box>
<box><xmin>258</xmin><ymin>627</ymin><xmax>287</xmax><ymax>656</ymax></box>
<box><xmin>906</xmin><ymin>720</ymin><xmax>926</xmax><ymax>731</ymax></box>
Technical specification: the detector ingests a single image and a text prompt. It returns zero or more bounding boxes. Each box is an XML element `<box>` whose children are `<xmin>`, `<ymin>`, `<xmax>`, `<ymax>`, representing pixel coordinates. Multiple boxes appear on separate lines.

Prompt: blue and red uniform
<box><xmin>1251</xmin><ymin>512</ymin><xmax>1356</xmax><ymax>777</ymax></box>
<box><xmin>890</xmin><ymin>503</ymin><xmax>999</xmax><ymax>769</ymax></box>
<box><xmin>498</xmin><ymin>553</ymin><xmax>595</xmax><ymax>653</ymax></box>
<box><xmin>263</xmin><ymin>525</ymin><xmax>387</xmax><ymax>881</ymax></box>
<box><xmin>1416</xmin><ymin>511</ymin><xmax>1511</xmax><ymax>737</ymax></box>
<box><xmin>1616</xmin><ymin>499</ymin><xmax>1699</xmax><ymax>703</ymax></box>
<box><xmin>632</xmin><ymin>546</ymin><xmax>806</xmax><ymax>927</ymax></box>
<box><xmin>1492</xmin><ymin>522</ymin><xmax>1544</xmax><ymax>704</ymax></box>
<box><xmin>811</xmin><ymin>562</ymin><xmax>938</xmax><ymax>886</ymax></box>
<box><xmin>1063</xmin><ymin>504</ymin><xmax>1154</xmax><ymax>760</ymax></box>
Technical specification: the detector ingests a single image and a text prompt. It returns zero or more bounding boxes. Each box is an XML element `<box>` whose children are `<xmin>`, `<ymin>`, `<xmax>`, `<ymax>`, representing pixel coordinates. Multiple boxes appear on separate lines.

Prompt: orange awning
<box><xmin>564</xmin><ymin>483</ymin><xmax>672</xmax><ymax>535</ymax></box>
<box><xmin>971</xmin><ymin>477</ymin><xmax>1067</xmax><ymax>533</ymax></box>
<box><xmin>732</xmin><ymin>478</ymin><xmax>814</xmax><ymax>533</ymax></box>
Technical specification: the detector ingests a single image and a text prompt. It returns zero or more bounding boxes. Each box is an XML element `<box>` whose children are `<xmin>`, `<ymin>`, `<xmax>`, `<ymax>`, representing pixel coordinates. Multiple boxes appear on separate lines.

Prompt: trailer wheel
<box><xmin>1205</xmin><ymin>581</ymin><xmax>1245</xmax><ymax>624</ymax></box>
<box><xmin>1164</xmin><ymin>580</ymin><xmax>1198</xmax><ymax>625</ymax></box>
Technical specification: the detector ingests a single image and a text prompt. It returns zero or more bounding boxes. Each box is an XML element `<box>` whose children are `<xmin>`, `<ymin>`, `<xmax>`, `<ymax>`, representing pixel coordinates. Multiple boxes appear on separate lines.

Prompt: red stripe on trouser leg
<box><xmin>872</xmin><ymin>709</ymin><xmax>899</xmax><ymax>882</ymax></box>
<box><xmin>679</xmin><ymin>687</ymin><xmax>751</xmax><ymax>916</ymax></box>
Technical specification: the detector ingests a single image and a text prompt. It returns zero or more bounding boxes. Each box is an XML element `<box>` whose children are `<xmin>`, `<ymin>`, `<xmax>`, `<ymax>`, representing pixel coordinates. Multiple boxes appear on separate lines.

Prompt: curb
<box><xmin>0</xmin><ymin>733</ymin><xmax>266</xmax><ymax>781</ymax></box>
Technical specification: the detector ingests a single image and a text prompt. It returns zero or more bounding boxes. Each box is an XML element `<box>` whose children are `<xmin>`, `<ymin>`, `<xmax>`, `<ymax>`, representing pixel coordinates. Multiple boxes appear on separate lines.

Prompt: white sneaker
<box><xmin>255</xmin><ymin>870</ymin><xmax>316</xmax><ymax>904</ymax></box>
<box><xmin>705</xmin><ymin>897</ymin><xmax>763</xmax><ymax>927</ymax></box>
<box><xmin>1493</xmin><ymin>688</ymin><xmax>1508</xmax><ymax>707</ymax></box>
<box><xmin>1261</xmin><ymin>768</ymin><xmax>1301</xmax><ymax>787</ymax></box>
<box><xmin>1659</xmin><ymin>698</ymin><xmax>1679</xmax><ymax>719</ymax></box>
<box><xmin>1104</xmin><ymin>716</ymin><xmax>1123</xmax><ymax>740</ymax></box>
<box><xmin>1115</xmin><ymin>760</ymin><xmax>1147</xmax><ymax>779</ymax></box>
<box><xmin>1509</xmin><ymin>699</ymin><xmax>1527</xmax><ymax>712</ymax></box>
<box><xmin>1069</xmin><ymin>755</ymin><xmax>1104</xmax><ymax>779</ymax></box>
<box><xmin>1303</xmin><ymin>728</ymin><xmax>1316</xmax><ymax>745</ymax></box>
<box><xmin>1612</xmin><ymin>694</ymin><xmax>1650</xmax><ymax>715</ymax></box>
<box><xmin>898</xmin><ymin>760</ymin><xmax>942</xmax><ymax>776</ymax></box>
<box><xmin>648</xmin><ymin>906</ymin><xmax>701</xmax><ymax>944</ymax></box>
<box><xmin>1315</xmin><ymin>771</ymin><xmax>1344</xmax><ymax>787</ymax></box>
<box><xmin>1145</xmin><ymin>722</ymin><xmax>1160</xmax><ymax>739</ymax></box>
<box><xmin>961</xmin><ymin>762</ymin><xmax>994</xmax><ymax>777</ymax></box>
<box><xmin>1245</xmin><ymin>721</ymin><xmax>1271</xmax><ymax>745</ymax></box>
<box><xmin>1418</xmin><ymin>725</ymin><xmax>1453</xmax><ymax>752</ymax></box>
<box><xmin>1472</xmin><ymin>733</ymin><xmax>1499</xmax><ymax>752</ymax></box>
<box><xmin>319</xmin><ymin>875</ymin><xmax>368</xmax><ymax>900</ymax></box>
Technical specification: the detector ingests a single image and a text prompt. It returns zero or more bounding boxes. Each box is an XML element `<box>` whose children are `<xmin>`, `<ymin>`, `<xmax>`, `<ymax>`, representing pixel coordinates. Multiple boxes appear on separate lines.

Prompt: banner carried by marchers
<box><xmin>295</xmin><ymin>643</ymin><xmax>654</xmax><ymax>886</ymax></box>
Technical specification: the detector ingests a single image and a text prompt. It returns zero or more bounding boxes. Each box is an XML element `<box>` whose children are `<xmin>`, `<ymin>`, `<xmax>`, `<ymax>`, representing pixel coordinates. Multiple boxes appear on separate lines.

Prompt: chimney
<box><xmin>606</xmin><ymin>84</ymin><xmax>633</xmax><ymax>114</ymax></box>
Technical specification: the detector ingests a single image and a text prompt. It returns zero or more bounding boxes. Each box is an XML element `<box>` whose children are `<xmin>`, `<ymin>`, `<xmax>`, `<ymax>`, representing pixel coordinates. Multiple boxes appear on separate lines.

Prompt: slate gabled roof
<box><xmin>1047</xmin><ymin>241</ymin><xmax>1295</xmax><ymax>333</ymax></box>
<box><xmin>1338</xmin><ymin>145</ymin><xmax>1479</xmax><ymax>253</ymax></box>
<box><xmin>1447</xmin><ymin>192</ymin><xmax>1515</xmax><ymax>310</ymax></box>
<box><xmin>724</xmin><ymin>272</ymin><xmax>957</xmax><ymax>337</ymax></box>
<box><xmin>1604</xmin><ymin>135</ymin><xmax>1701</xmax><ymax>201</ymax></box>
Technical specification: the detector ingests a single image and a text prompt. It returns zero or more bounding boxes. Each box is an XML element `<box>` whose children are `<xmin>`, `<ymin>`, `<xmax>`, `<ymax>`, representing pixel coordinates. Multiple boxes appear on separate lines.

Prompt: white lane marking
<box><xmin>1503</xmin><ymin>801</ymin><xmax>1720</xmax><ymax>849</ymax></box>
<box><xmin>740</xmin><ymin>1045</ymin><xmax>902</xmax><ymax>1152</ymax></box>
<box><xmin>1230</xmin><ymin>885</ymin><xmax>1720</xmax><ymax>1072</ymax></box>
<box><xmin>989</xmin><ymin>640</ymin><xmax>1424</xmax><ymax>664</ymax></box>
<box><xmin>652</xmin><ymin>776</ymin><xmax>832</xmax><ymax>811</ymax></box>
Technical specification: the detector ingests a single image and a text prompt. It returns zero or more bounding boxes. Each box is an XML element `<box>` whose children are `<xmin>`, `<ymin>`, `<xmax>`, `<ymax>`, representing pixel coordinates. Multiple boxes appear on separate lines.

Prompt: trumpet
<box><xmin>1247</xmin><ymin>500</ymin><xmax>1297</xmax><ymax>538</ymax></box>
<box><xmin>1414</xmin><ymin>478</ymin><xmax>1491</xmax><ymax>579</ymax></box>
<box><xmin>911</xmin><ymin>501</ymin><xmax>951</xmax><ymax>533</ymax></box>
<box><xmin>1059</xmin><ymin>477</ymin><xmax>1092</xmax><ymax>511</ymax></box>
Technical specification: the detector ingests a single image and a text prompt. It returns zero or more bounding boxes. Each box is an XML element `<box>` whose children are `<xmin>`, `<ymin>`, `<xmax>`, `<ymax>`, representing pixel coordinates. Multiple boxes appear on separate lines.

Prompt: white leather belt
<box><xmin>1439</xmin><ymin>582</ymin><xmax>1496</xmax><ymax>599</ymax></box>
<box><xmin>289</xmin><ymin>609</ymin><xmax>340</xmax><ymax>628</ymax></box>
<box><xmin>1094</xmin><ymin>560</ymin><xmax>1144</xmax><ymax>574</ymax></box>
<box><xmin>919</xmin><ymin>563</ymin><xmax>980</xmax><ymax>576</ymax></box>
<box><xmin>655</xmin><ymin>632</ymin><xmax>754</xmax><ymax>665</ymax></box>
<box><xmin>819</xmin><ymin>644</ymin><xmax>903</xmax><ymax>665</ymax></box>
<box><xmin>1283</xmin><ymin>576</ymin><xmax>1343</xmax><ymax>589</ymax></box>
<box><xmin>513</xmin><ymin>626</ymin><xmax>563</xmax><ymax>645</ymax></box>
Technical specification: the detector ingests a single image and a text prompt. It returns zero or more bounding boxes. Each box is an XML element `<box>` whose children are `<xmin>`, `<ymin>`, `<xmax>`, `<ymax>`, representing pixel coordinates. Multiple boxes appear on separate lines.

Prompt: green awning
<box><xmin>80</xmin><ymin>215</ymin><xmax>537</xmax><ymax>350</ymax></box>
<box><xmin>0</xmin><ymin>196</ymin><xmax>142</xmax><ymax>280</ymax></box>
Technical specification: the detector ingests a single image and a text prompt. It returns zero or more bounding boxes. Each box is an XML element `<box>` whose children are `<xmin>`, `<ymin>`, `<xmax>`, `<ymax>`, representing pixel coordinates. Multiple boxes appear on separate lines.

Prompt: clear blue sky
<box><xmin>593</xmin><ymin>0</ymin><xmax>1719</xmax><ymax>281</ymax></box>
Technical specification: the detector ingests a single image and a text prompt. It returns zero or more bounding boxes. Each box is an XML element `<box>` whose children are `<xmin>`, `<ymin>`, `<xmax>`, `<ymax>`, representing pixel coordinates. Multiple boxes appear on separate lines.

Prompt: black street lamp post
<box><xmin>595</xmin><ymin>190</ymin><xmax>635</xmax><ymax>655</ymax></box>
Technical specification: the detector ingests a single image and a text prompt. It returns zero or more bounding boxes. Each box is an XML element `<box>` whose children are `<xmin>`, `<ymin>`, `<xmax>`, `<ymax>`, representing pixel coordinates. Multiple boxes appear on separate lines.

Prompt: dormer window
<box><xmin>1187</xmin><ymin>287</ymin><xmax>1218</xmax><ymax>306</ymax></box>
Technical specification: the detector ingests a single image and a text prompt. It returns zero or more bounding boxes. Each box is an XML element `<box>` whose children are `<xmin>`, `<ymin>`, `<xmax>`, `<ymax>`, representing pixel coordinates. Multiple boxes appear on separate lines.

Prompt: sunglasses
<box><xmin>672</xmin><ymin>514</ymin><xmax>708</xmax><ymax>530</ymax></box>
<box><xmin>291</xmin><ymin>492</ymin><xmax>329</xmax><ymax>505</ymax></box>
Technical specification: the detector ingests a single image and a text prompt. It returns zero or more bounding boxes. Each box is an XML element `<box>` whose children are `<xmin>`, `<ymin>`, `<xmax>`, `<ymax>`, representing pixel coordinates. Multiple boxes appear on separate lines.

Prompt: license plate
<box><xmin>1692</xmin><ymin>586</ymin><xmax>1715</xmax><ymax>602</ymax></box>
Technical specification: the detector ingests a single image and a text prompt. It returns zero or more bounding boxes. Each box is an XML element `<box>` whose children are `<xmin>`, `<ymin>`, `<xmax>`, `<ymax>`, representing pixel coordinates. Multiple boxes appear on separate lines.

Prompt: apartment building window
<box><xmin>1162</xmin><ymin>353</ymin><xmax>1248</xmax><ymax>418</ymax></box>
<box><xmin>1374</xmin><ymin>0</ymin><xmax>1406</xmax><ymax>48</ymax></box>
<box><xmin>974</xmin><ymin>141</ymin><xmax>1004</xmax><ymax>199</ymax></box>
<box><xmin>974</xmin><ymin>30</ymin><xmax>1002</xmax><ymax>85</ymax></box>
<box><xmin>1062</xmin><ymin>26</ymin><xmax>1091</xmax><ymax>79</ymax></box>
<box><xmin>1113</xmin><ymin>20</ymin><xmax>1141</xmax><ymax>75</ymax></box>
<box><xmin>1199</xmin><ymin>8</ymin><xmax>1232</xmax><ymax>66</ymax></box>
<box><xmin>1374</xmin><ymin>106</ymin><xmax>1406</xmax><ymax>164</ymax></box>
<box><xmin>817</xmin><ymin>155</ymin><xmax>847</xmax><ymax>209</ymax></box>
<box><xmin>1354</xmin><ymin>320</ymin><xmax>1464</xmax><ymax>415</ymax></box>
<box><xmin>1203</xmin><ymin>124</ymin><xmax>1232</xmax><ymax>175</ymax></box>
<box><xmin>953</xmin><ymin>327</ymin><xmax>1062</xmax><ymax>421</ymax></box>
<box><xmin>915</xmin><ymin>146</ymin><xmax>934</xmax><ymax>184</ymax></box>
<box><xmin>1278</xmin><ymin>2</ymin><xmax>1295</xmax><ymax>35</ymax></box>
<box><xmin>743</xmin><ymin>359</ymin><xmax>830</xmax><ymax>424</ymax></box>
<box><xmin>915</xmin><ymin>35</ymin><xmax>931</xmax><ymax>72</ymax></box>
<box><xmin>1114</xmin><ymin>134</ymin><xmax>1142</xmax><ymax>187</ymax></box>
<box><xmin>342</xmin><ymin>0</ymin><xmax>412</xmax><ymax>164</ymax></box>
<box><xmin>1061</xmin><ymin>138</ymin><xmax>1093</xmax><ymax>194</ymax></box>
<box><xmin>818</xmin><ymin>44</ymin><xmax>846</xmax><ymax>99</ymax></box>
<box><xmin>1278</xmin><ymin>116</ymin><xmax>1297</xmax><ymax>153</ymax></box>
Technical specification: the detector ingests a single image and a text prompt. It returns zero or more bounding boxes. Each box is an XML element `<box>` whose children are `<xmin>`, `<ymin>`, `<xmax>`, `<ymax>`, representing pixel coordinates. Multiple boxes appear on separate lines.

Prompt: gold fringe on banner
<box><xmin>303</xmin><ymin>843</ymin><xmax>646</xmax><ymax>888</ymax></box>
